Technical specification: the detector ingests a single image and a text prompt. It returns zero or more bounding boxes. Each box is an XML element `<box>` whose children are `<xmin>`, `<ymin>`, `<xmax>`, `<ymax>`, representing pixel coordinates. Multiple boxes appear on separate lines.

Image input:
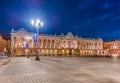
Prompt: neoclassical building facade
<box><xmin>104</xmin><ymin>40</ymin><xmax>120</xmax><ymax>57</ymax></box>
<box><xmin>11</xmin><ymin>28</ymin><xmax>107</xmax><ymax>56</ymax></box>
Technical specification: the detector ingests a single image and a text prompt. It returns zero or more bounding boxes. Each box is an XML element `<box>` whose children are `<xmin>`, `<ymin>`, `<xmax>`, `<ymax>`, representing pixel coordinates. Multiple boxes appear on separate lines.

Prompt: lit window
<box><xmin>54</xmin><ymin>50</ymin><xmax>57</xmax><ymax>53</ymax></box>
<box><xmin>62</xmin><ymin>50</ymin><xmax>64</xmax><ymax>53</ymax></box>
<box><xmin>41</xmin><ymin>50</ymin><xmax>44</xmax><ymax>52</ymax></box>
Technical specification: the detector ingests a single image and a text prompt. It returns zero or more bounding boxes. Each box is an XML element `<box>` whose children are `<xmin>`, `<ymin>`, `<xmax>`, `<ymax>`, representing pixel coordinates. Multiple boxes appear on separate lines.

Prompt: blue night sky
<box><xmin>0</xmin><ymin>0</ymin><xmax>120</xmax><ymax>40</ymax></box>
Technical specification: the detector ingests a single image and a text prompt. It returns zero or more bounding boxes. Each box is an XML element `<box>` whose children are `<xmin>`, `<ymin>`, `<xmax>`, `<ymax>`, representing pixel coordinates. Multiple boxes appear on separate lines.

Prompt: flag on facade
<box><xmin>26</xmin><ymin>42</ymin><xmax>29</xmax><ymax>48</ymax></box>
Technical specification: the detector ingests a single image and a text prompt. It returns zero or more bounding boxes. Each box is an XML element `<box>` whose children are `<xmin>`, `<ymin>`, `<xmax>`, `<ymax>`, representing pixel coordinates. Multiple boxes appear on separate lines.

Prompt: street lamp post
<box><xmin>31</xmin><ymin>19</ymin><xmax>43</xmax><ymax>61</ymax></box>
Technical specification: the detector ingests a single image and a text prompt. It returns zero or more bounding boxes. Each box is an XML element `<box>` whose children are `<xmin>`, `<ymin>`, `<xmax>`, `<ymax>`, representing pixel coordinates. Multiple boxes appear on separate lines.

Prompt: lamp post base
<box><xmin>35</xmin><ymin>55</ymin><xmax>40</xmax><ymax>61</ymax></box>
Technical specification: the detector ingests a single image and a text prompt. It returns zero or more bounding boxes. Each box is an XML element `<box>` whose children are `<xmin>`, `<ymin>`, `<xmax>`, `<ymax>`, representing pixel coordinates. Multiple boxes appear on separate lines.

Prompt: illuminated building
<box><xmin>0</xmin><ymin>35</ymin><xmax>8</xmax><ymax>54</ymax></box>
<box><xmin>11</xmin><ymin>28</ymin><xmax>107</xmax><ymax>56</ymax></box>
<box><xmin>104</xmin><ymin>41</ymin><xmax>120</xmax><ymax>57</ymax></box>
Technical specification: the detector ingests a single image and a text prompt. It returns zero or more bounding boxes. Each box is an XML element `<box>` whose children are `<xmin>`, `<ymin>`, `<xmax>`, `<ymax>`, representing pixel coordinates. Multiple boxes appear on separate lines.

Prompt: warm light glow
<box><xmin>113</xmin><ymin>46</ymin><xmax>117</xmax><ymax>49</ymax></box>
<box><xmin>54</xmin><ymin>50</ymin><xmax>57</xmax><ymax>53</ymax></box>
<box><xmin>67</xmin><ymin>50</ymin><xmax>69</xmax><ymax>53</ymax></box>
<box><xmin>112</xmin><ymin>54</ymin><xmax>118</xmax><ymax>58</ymax></box>
<box><xmin>50</xmin><ymin>50</ymin><xmax>53</xmax><ymax>52</ymax></box>
<box><xmin>46</xmin><ymin>50</ymin><xmax>48</xmax><ymax>53</ymax></box>
<box><xmin>41</xmin><ymin>50</ymin><xmax>44</xmax><ymax>52</ymax></box>
<box><xmin>62</xmin><ymin>50</ymin><xmax>64</xmax><ymax>53</ymax></box>
<box><xmin>72</xmin><ymin>50</ymin><xmax>74</xmax><ymax>52</ymax></box>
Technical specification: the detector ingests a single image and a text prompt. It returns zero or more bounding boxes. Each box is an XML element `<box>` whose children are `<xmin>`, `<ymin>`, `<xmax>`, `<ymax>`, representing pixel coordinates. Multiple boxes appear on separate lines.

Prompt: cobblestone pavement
<box><xmin>0</xmin><ymin>56</ymin><xmax>8</xmax><ymax>60</ymax></box>
<box><xmin>0</xmin><ymin>56</ymin><xmax>120</xmax><ymax>83</ymax></box>
<box><xmin>0</xmin><ymin>56</ymin><xmax>10</xmax><ymax>66</ymax></box>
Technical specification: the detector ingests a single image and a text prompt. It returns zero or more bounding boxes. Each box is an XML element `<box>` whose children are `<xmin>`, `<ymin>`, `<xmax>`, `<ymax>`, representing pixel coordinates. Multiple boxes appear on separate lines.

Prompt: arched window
<box><xmin>39</xmin><ymin>39</ymin><xmax>41</xmax><ymax>43</ymax></box>
<box><xmin>95</xmin><ymin>43</ymin><xmax>97</xmax><ymax>46</ymax></box>
<box><xmin>14</xmin><ymin>36</ymin><xmax>17</xmax><ymax>41</ymax></box>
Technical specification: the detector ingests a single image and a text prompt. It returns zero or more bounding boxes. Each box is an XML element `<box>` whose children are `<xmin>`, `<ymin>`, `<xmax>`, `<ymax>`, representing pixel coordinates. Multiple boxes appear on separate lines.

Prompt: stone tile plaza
<box><xmin>1</xmin><ymin>57</ymin><xmax>120</xmax><ymax>83</ymax></box>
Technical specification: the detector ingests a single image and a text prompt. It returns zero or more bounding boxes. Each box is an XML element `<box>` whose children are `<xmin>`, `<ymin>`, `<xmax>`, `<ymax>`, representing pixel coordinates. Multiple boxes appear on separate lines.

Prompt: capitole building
<box><xmin>11</xmin><ymin>28</ymin><xmax>108</xmax><ymax>56</ymax></box>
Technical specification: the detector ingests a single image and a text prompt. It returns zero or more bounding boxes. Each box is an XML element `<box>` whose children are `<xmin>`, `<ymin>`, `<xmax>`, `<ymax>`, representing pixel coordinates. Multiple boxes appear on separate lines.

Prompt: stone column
<box><xmin>54</xmin><ymin>40</ymin><xmax>56</xmax><ymax>48</ymax></box>
<box><xmin>50</xmin><ymin>40</ymin><xmax>52</xmax><ymax>49</ymax></box>
<box><xmin>41</xmin><ymin>39</ymin><xmax>43</xmax><ymax>48</ymax></box>
<box><xmin>11</xmin><ymin>36</ymin><xmax>13</xmax><ymax>47</ymax></box>
<box><xmin>59</xmin><ymin>40</ymin><xmax>62</xmax><ymax>48</ymax></box>
<box><xmin>11</xmin><ymin>36</ymin><xmax>13</xmax><ymax>56</ymax></box>
<box><xmin>46</xmin><ymin>40</ymin><xmax>48</xmax><ymax>48</ymax></box>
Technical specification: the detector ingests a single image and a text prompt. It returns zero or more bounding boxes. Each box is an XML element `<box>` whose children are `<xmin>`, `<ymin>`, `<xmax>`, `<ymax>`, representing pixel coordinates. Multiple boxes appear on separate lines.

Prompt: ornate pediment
<box><xmin>18</xmin><ymin>28</ymin><xmax>28</xmax><ymax>33</ymax></box>
<box><xmin>67</xmin><ymin>32</ymin><xmax>73</xmax><ymax>37</ymax></box>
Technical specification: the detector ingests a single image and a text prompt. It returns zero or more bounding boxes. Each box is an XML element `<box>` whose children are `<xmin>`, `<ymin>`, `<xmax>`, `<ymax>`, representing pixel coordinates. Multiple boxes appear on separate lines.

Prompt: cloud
<box><xmin>100</xmin><ymin>30</ymin><xmax>120</xmax><ymax>40</ymax></box>
<box><xmin>78</xmin><ymin>0</ymin><xmax>97</xmax><ymax>10</ymax></box>
<box><xmin>86</xmin><ymin>13</ymin><xmax>114</xmax><ymax>25</ymax></box>
<box><xmin>102</xmin><ymin>1</ymin><xmax>113</xmax><ymax>9</ymax></box>
<box><xmin>112</xmin><ymin>16</ymin><xmax>120</xmax><ymax>20</ymax></box>
<box><xmin>103</xmin><ymin>2</ymin><xmax>110</xmax><ymax>9</ymax></box>
<box><xmin>99</xmin><ymin>13</ymin><xmax>113</xmax><ymax>20</ymax></box>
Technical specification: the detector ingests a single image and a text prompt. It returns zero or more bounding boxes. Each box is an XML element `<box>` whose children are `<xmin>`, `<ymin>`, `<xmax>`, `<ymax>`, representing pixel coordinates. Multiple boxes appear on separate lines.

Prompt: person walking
<box><xmin>7</xmin><ymin>50</ymin><xmax>11</xmax><ymax>57</ymax></box>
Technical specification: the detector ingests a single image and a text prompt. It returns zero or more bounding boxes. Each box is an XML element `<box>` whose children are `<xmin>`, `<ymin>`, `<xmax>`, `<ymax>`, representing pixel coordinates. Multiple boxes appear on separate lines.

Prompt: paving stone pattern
<box><xmin>0</xmin><ymin>56</ymin><xmax>120</xmax><ymax>83</ymax></box>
